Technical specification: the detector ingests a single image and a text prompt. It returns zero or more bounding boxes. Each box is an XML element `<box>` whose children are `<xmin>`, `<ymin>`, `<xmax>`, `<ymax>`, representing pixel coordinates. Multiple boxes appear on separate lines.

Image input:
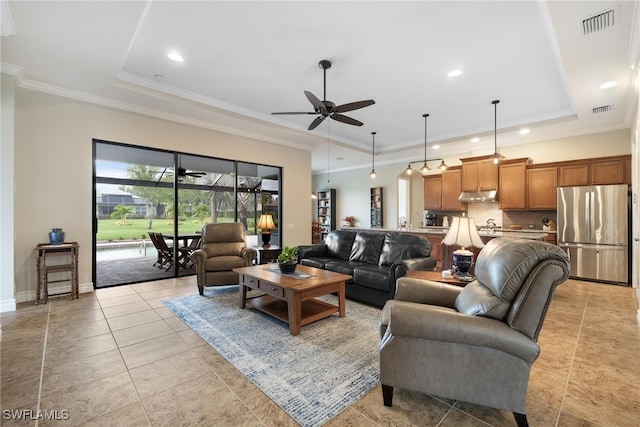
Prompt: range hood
<box><xmin>458</xmin><ymin>190</ymin><xmax>498</xmax><ymax>203</ymax></box>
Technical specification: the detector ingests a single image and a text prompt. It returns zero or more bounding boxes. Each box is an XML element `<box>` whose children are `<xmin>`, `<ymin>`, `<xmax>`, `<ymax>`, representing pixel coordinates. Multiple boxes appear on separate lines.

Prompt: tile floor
<box><xmin>1</xmin><ymin>277</ymin><xmax>639</xmax><ymax>426</ymax></box>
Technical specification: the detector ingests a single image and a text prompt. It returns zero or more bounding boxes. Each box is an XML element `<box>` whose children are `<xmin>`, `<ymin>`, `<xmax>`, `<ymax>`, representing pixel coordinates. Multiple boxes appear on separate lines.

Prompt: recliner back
<box><xmin>455</xmin><ymin>238</ymin><xmax>570</xmax><ymax>340</ymax></box>
<box><xmin>201</xmin><ymin>222</ymin><xmax>246</xmax><ymax>257</ymax></box>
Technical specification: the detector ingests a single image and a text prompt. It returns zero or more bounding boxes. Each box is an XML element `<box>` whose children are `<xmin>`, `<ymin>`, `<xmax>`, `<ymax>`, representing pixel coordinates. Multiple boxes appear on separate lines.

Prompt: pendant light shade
<box><xmin>420</xmin><ymin>114</ymin><xmax>431</xmax><ymax>175</ymax></box>
<box><xmin>369</xmin><ymin>131</ymin><xmax>377</xmax><ymax>178</ymax></box>
<box><xmin>491</xmin><ymin>99</ymin><xmax>500</xmax><ymax>164</ymax></box>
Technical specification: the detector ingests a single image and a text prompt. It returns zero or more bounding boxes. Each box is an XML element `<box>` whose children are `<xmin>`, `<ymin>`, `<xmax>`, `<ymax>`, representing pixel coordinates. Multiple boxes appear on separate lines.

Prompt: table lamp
<box><xmin>257</xmin><ymin>214</ymin><xmax>276</xmax><ymax>247</ymax></box>
<box><xmin>441</xmin><ymin>217</ymin><xmax>484</xmax><ymax>278</ymax></box>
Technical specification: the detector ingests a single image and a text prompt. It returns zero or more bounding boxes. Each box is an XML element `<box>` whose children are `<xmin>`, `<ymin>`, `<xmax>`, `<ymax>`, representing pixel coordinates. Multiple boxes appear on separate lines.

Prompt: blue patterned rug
<box><xmin>162</xmin><ymin>286</ymin><xmax>381</xmax><ymax>427</ymax></box>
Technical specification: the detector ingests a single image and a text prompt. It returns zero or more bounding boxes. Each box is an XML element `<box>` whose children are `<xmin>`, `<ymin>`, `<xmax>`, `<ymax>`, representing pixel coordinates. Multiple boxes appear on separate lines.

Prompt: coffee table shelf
<box><xmin>246</xmin><ymin>294</ymin><xmax>340</xmax><ymax>328</ymax></box>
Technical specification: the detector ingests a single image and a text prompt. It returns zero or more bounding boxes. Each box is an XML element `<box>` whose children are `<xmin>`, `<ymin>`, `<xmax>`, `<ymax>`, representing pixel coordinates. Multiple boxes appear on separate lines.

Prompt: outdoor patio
<box><xmin>96</xmin><ymin>256</ymin><xmax>196</xmax><ymax>288</ymax></box>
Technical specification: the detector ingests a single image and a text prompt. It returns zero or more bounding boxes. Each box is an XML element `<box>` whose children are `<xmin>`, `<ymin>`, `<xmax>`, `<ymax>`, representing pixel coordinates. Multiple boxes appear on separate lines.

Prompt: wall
<box><xmin>11</xmin><ymin>88</ymin><xmax>312</xmax><ymax>304</ymax></box>
<box><xmin>1</xmin><ymin>74</ymin><xmax>16</xmax><ymax>312</ymax></box>
<box><xmin>313</xmin><ymin>128</ymin><xmax>631</xmax><ymax>232</ymax></box>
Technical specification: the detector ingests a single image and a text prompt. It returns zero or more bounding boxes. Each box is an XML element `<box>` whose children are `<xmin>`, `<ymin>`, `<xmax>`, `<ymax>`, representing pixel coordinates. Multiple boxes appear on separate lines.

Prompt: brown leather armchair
<box><xmin>190</xmin><ymin>223</ymin><xmax>257</xmax><ymax>295</ymax></box>
<box><xmin>379</xmin><ymin>238</ymin><xmax>570</xmax><ymax>427</ymax></box>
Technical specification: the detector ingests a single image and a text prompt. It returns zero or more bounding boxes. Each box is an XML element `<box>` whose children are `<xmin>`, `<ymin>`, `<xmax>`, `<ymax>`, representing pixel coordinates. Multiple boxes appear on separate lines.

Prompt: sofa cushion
<box><xmin>353</xmin><ymin>265</ymin><xmax>392</xmax><ymax>292</ymax></box>
<box><xmin>378</xmin><ymin>233</ymin><xmax>431</xmax><ymax>266</ymax></box>
<box><xmin>325</xmin><ymin>260</ymin><xmax>359</xmax><ymax>276</ymax></box>
<box><xmin>326</xmin><ymin>231</ymin><xmax>357</xmax><ymax>260</ymax></box>
<box><xmin>300</xmin><ymin>257</ymin><xmax>334</xmax><ymax>269</ymax></box>
<box><xmin>349</xmin><ymin>232</ymin><xmax>385</xmax><ymax>265</ymax></box>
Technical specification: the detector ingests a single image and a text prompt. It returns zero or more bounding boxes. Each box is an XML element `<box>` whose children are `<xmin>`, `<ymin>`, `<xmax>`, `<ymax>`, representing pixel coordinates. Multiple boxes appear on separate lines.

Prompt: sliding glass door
<box><xmin>93</xmin><ymin>141</ymin><xmax>281</xmax><ymax>288</ymax></box>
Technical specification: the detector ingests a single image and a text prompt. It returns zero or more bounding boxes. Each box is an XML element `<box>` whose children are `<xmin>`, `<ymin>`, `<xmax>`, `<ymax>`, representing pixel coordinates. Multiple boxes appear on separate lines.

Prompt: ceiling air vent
<box><xmin>592</xmin><ymin>105</ymin><xmax>611</xmax><ymax>114</ymax></box>
<box><xmin>582</xmin><ymin>7</ymin><xmax>618</xmax><ymax>35</ymax></box>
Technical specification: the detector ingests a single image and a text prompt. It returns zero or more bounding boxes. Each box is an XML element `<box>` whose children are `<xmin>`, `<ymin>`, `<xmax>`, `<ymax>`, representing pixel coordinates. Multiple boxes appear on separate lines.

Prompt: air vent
<box><xmin>592</xmin><ymin>105</ymin><xmax>611</xmax><ymax>114</ymax></box>
<box><xmin>583</xmin><ymin>7</ymin><xmax>618</xmax><ymax>35</ymax></box>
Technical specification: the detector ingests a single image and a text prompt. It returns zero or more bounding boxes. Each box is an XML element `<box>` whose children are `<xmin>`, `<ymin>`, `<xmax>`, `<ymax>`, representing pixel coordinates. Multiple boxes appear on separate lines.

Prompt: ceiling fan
<box><xmin>155</xmin><ymin>166</ymin><xmax>206</xmax><ymax>184</ymax></box>
<box><xmin>272</xmin><ymin>59</ymin><xmax>375</xmax><ymax>131</ymax></box>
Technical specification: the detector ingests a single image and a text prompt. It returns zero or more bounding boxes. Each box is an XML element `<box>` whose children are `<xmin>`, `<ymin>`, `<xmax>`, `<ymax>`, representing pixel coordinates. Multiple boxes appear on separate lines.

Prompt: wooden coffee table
<box><xmin>234</xmin><ymin>264</ymin><xmax>352</xmax><ymax>335</ymax></box>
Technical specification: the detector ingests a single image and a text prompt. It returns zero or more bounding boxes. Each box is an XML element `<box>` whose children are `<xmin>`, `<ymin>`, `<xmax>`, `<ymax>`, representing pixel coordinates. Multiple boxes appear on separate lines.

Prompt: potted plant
<box><xmin>277</xmin><ymin>246</ymin><xmax>299</xmax><ymax>273</ymax></box>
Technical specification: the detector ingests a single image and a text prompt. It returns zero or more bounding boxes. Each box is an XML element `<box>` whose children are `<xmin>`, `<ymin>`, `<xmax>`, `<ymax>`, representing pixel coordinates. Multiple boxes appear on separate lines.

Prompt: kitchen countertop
<box><xmin>344</xmin><ymin>226</ymin><xmax>550</xmax><ymax>240</ymax></box>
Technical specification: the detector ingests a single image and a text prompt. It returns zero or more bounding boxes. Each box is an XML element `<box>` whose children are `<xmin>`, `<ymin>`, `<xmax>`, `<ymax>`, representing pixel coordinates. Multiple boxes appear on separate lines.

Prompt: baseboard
<box><xmin>0</xmin><ymin>298</ymin><xmax>17</xmax><ymax>313</ymax></box>
<box><xmin>14</xmin><ymin>282</ymin><xmax>94</xmax><ymax>305</ymax></box>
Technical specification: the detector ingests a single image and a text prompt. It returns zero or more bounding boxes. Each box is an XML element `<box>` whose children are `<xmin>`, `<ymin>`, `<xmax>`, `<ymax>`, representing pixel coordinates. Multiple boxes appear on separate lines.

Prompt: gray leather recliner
<box><xmin>379</xmin><ymin>238</ymin><xmax>570</xmax><ymax>427</ymax></box>
<box><xmin>190</xmin><ymin>222</ymin><xmax>257</xmax><ymax>295</ymax></box>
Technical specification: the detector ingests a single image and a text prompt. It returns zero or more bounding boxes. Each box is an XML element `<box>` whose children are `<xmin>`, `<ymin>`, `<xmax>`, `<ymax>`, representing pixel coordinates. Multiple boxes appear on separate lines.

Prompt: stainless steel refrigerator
<box><xmin>557</xmin><ymin>184</ymin><xmax>629</xmax><ymax>285</ymax></box>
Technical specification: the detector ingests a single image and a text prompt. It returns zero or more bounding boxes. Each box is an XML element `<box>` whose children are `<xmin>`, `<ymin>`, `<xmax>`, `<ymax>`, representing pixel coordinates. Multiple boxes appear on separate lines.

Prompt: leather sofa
<box><xmin>297</xmin><ymin>230</ymin><xmax>436</xmax><ymax>307</ymax></box>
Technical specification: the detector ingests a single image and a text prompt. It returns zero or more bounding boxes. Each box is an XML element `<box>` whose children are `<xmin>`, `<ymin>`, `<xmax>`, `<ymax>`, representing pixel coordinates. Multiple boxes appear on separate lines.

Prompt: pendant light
<box><xmin>369</xmin><ymin>131</ymin><xmax>377</xmax><ymax>178</ymax></box>
<box><xmin>419</xmin><ymin>114</ymin><xmax>431</xmax><ymax>175</ymax></box>
<box><xmin>491</xmin><ymin>99</ymin><xmax>500</xmax><ymax>165</ymax></box>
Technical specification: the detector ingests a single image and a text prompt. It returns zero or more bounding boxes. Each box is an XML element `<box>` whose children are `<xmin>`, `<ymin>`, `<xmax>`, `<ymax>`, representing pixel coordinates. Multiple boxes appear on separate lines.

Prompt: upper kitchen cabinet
<box><xmin>441</xmin><ymin>167</ymin><xmax>466</xmax><ymax>211</ymax></box>
<box><xmin>460</xmin><ymin>155</ymin><xmax>503</xmax><ymax>192</ymax></box>
<box><xmin>498</xmin><ymin>158</ymin><xmax>532</xmax><ymax>210</ymax></box>
<box><xmin>527</xmin><ymin>166</ymin><xmax>557</xmax><ymax>209</ymax></box>
<box><xmin>558</xmin><ymin>155</ymin><xmax>631</xmax><ymax>187</ymax></box>
<box><xmin>423</xmin><ymin>175</ymin><xmax>442</xmax><ymax>210</ymax></box>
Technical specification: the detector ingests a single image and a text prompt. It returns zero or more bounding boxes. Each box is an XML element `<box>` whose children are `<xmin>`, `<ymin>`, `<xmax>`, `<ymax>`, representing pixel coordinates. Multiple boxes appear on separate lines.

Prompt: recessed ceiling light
<box><xmin>600</xmin><ymin>81</ymin><xmax>618</xmax><ymax>89</ymax></box>
<box><xmin>167</xmin><ymin>52</ymin><xmax>184</xmax><ymax>63</ymax></box>
<box><xmin>448</xmin><ymin>69</ymin><xmax>462</xmax><ymax>77</ymax></box>
<box><xmin>471</xmin><ymin>137</ymin><xmax>480</xmax><ymax>143</ymax></box>
<box><xmin>519</xmin><ymin>129</ymin><xmax>530</xmax><ymax>135</ymax></box>
<box><xmin>432</xmin><ymin>144</ymin><xmax>440</xmax><ymax>150</ymax></box>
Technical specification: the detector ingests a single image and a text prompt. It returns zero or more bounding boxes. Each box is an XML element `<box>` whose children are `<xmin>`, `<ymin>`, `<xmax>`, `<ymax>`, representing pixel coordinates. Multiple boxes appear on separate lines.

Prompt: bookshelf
<box><xmin>316</xmin><ymin>189</ymin><xmax>336</xmax><ymax>241</ymax></box>
<box><xmin>370</xmin><ymin>187</ymin><xmax>383</xmax><ymax>227</ymax></box>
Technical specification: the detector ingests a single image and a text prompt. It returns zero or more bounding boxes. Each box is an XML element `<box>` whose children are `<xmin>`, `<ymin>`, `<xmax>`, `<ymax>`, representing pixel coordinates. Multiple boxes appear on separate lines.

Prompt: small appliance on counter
<box><xmin>424</xmin><ymin>211</ymin><xmax>437</xmax><ymax>226</ymax></box>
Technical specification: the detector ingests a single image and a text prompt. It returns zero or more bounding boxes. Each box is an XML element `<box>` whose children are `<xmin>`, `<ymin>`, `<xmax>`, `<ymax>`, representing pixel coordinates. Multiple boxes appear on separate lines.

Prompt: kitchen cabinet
<box><xmin>527</xmin><ymin>166</ymin><xmax>557</xmax><ymax>209</ymax></box>
<box><xmin>558</xmin><ymin>155</ymin><xmax>631</xmax><ymax>186</ymax></box>
<box><xmin>460</xmin><ymin>155</ymin><xmax>502</xmax><ymax>192</ymax></box>
<box><xmin>370</xmin><ymin>187</ymin><xmax>383</xmax><ymax>227</ymax></box>
<box><xmin>499</xmin><ymin>158</ymin><xmax>532</xmax><ymax>210</ymax></box>
<box><xmin>441</xmin><ymin>167</ymin><xmax>466</xmax><ymax>211</ymax></box>
<box><xmin>423</xmin><ymin>175</ymin><xmax>442</xmax><ymax>210</ymax></box>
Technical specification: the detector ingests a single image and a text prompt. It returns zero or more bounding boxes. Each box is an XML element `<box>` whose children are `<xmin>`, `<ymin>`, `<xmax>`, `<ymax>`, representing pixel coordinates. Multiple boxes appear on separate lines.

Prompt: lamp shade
<box><xmin>257</xmin><ymin>214</ymin><xmax>276</xmax><ymax>232</ymax></box>
<box><xmin>441</xmin><ymin>217</ymin><xmax>484</xmax><ymax>249</ymax></box>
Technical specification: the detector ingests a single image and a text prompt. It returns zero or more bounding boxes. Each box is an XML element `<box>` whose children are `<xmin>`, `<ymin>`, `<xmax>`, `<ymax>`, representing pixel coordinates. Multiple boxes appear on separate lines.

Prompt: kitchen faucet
<box><xmin>480</xmin><ymin>218</ymin><xmax>497</xmax><ymax>232</ymax></box>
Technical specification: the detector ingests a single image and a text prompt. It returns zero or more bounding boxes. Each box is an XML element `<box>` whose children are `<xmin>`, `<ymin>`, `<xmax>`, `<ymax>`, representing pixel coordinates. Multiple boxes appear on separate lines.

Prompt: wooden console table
<box><xmin>34</xmin><ymin>242</ymin><xmax>79</xmax><ymax>304</ymax></box>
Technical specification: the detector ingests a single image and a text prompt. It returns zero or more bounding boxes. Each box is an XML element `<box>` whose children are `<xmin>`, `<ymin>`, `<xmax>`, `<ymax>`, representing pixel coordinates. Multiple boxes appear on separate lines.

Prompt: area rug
<box><xmin>162</xmin><ymin>286</ymin><xmax>381</xmax><ymax>427</ymax></box>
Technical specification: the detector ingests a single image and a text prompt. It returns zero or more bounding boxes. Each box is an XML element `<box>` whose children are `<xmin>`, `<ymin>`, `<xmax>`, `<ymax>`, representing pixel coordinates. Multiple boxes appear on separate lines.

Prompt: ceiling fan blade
<box><xmin>271</xmin><ymin>111</ymin><xmax>316</xmax><ymax>115</ymax></box>
<box><xmin>187</xmin><ymin>172</ymin><xmax>206</xmax><ymax>177</ymax></box>
<box><xmin>308</xmin><ymin>115</ymin><xmax>326</xmax><ymax>130</ymax></box>
<box><xmin>331</xmin><ymin>114</ymin><xmax>363</xmax><ymax>127</ymax></box>
<box><xmin>304</xmin><ymin>91</ymin><xmax>326</xmax><ymax>113</ymax></box>
<box><xmin>334</xmin><ymin>99</ymin><xmax>375</xmax><ymax>113</ymax></box>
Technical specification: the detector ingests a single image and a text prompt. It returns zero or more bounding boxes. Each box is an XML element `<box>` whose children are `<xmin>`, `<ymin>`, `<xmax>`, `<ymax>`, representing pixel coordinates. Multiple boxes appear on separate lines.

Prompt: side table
<box><xmin>405</xmin><ymin>270</ymin><xmax>471</xmax><ymax>287</ymax></box>
<box><xmin>34</xmin><ymin>242</ymin><xmax>79</xmax><ymax>304</ymax></box>
<box><xmin>255</xmin><ymin>245</ymin><xmax>282</xmax><ymax>265</ymax></box>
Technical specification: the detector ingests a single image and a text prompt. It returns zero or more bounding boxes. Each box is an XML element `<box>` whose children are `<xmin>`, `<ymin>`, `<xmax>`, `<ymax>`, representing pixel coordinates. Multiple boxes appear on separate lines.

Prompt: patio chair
<box><xmin>148</xmin><ymin>232</ymin><xmax>174</xmax><ymax>270</ymax></box>
<box><xmin>178</xmin><ymin>235</ymin><xmax>201</xmax><ymax>269</ymax></box>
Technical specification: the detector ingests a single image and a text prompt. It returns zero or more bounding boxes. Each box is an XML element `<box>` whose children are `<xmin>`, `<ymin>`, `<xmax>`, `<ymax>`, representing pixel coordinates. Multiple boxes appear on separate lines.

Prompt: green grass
<box><xmin>97</xmin><ymin>218</ymin><xmax>241</xmax><ymax>242</ymax></box>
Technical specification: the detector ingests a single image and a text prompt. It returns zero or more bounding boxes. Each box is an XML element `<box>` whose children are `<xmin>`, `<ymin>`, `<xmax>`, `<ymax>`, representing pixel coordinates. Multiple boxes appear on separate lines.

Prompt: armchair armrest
<box><xmin>241</xmin><ymin>247</ymin><xmax>257</xmax><ymax>265</ymax></box>
<box><xmin>389</xmin><ymin>257</ymin><xmax>437</xmax><ymax>298</ymax></box>
<box><xmin>190</xmin><ymin>249</ymin><xmax>207</xmax><ymax>286</ymax></box>
<box><xmin>385</xmin><ymin>301</ymin><xmax>540</xmax><ymax>363</ymax></box>
<box><xmin>297</xmin><ymin>244</ymin><xmax>327</xmax><ymax>260</ymax></box>
<box><xmin>394</xmin><ymin>277</ymin><xmax>462</xmax><ymax>307</ymax></box>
